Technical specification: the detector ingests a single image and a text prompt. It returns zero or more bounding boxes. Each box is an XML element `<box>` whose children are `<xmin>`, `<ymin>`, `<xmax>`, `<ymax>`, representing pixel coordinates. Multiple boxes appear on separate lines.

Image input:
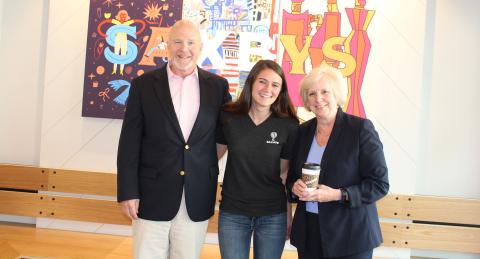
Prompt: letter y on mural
<box><xmin>279</xmin><ymin>0</ymin><xmax>374</xmax><ymax>118</ymax></box>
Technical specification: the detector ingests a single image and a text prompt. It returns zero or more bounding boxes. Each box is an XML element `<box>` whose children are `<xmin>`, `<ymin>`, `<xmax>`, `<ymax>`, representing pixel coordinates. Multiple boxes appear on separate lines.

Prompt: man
<box><xmin>117</xmin><ymin>19</ymin><xmax>231</xmax><ymax>259</ymax></box>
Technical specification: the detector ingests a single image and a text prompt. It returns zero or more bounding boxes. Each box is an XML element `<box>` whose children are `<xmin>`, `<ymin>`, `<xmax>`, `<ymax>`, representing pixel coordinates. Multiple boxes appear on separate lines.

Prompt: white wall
<box><xmin>0</xmin><ymin>1</ymin><xmax>3</xmax><ymax>44</ymax></box>
<box><xmin>34</xmin><ymin>0</ymin><xmax>126</xmax><ymax>236</ymax></box>
<box><xmin>364</xmin><ymin>0</ymin><xmax>427</xmax><ymax>196</ymax></box>
<box><xmin>0</xmin><ymin>1</ymin><xmax>48</xmax><ymax>165</ymax></box>
<box><xmin>363</xmin><ymin>1</ymin><xmax>426</xmax><ymax>257</ymax></box>
<box><xmin>416</xmin><ymin>0</ymin><xmax>480</xmax><ymax>199</ymax></box>
<box><xmin>38</xmin><ymin>0</ymin><xmax>121</xmax><ymax>172</ymax></box>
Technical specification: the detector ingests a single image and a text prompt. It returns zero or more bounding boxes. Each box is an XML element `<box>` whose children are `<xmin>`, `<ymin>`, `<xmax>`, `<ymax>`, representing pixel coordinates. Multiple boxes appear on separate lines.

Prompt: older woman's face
<box><xmin>306</xmin><ymin>77</ymin><xmax>338</xmax><ymax>120</ymax></box>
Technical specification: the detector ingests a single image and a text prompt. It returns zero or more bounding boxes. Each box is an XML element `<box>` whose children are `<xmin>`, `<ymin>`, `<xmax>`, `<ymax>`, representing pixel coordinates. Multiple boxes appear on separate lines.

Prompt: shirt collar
<box><xmin>167</xmin><ymin>63</ymin><xmax>198</xmax><ymax>79</ymax></box>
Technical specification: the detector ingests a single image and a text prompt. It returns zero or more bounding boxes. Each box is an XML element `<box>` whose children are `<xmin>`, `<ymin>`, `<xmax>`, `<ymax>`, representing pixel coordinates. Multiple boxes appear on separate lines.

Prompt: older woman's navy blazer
<box><xmin>286</xmin><ymin>108</ymin><xmax>389</xmax><ymax>258</ymax></box>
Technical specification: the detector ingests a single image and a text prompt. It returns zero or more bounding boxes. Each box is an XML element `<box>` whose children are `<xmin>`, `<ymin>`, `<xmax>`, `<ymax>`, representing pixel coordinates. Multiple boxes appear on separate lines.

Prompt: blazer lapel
<box><xmin>152</xmin><ymin>65</ymin><xmax>185</xmax><ymax>142</ymax></box>
<box><xmin>299</xmin><ymin>119</ymin><xmax>317</xmax><ymax>172</ymax></box>
<box><xmin>187</xmin><ymin>67</ymin><xmax>208</xmax><ymax>143</ymax></box>
<box><xmin>321</xmin><ymin>107</ymin><xmax>345</xmax><ymax>176</ymax></box>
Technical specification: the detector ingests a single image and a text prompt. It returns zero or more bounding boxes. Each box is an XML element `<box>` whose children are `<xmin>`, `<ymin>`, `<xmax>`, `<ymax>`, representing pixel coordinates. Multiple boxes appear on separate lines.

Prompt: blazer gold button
<box><xmin>179</xmin><ymin>171</ymin><xmax>185</xmax><ymax>176</ymax></box>
<box><xmin>185</xmin><ymin>145</ymin><xmax>189</xmax><ymax>150</ymax></box>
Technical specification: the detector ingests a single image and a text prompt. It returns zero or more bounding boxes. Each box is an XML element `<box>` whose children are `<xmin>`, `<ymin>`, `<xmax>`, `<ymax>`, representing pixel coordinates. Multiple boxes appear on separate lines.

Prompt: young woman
<box><xmin>216</xmin><ymin>60</ymin><xmax>299</xmax><ymax>259</ymax></box>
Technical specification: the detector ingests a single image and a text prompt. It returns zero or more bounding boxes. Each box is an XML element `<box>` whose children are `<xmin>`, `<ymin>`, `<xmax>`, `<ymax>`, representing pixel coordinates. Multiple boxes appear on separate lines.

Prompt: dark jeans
<box><xmin>298</xmin><ymin>212</ymin><xmax>373</xmax><ymax>259</ymax></box>
<box><xmin>218</xmin><ymin>210</ymin><xmax>287</xmax><ymax>259</ymax></box>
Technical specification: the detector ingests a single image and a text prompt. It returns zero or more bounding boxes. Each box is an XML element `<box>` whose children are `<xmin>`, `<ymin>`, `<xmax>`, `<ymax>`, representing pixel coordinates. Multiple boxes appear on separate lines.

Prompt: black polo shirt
<box><xmin>217</xmin><ymin>111</ymin><xmax>298</xmax><ymax>216</ymax></box>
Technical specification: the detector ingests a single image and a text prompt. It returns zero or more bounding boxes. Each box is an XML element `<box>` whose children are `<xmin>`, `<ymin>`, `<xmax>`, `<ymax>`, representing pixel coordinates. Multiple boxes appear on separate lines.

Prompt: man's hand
<box><xmin>120</xmin><ymin>199</ymin><xmax>139</xmax><ymax>220</ymax></box>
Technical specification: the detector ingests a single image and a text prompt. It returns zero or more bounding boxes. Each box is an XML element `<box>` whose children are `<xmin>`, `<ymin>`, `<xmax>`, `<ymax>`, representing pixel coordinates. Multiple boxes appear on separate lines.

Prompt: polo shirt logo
<box><xmin>266</xmin><ymin>132</ymin><xmax>279</xmax><ymax>144</ymax></box>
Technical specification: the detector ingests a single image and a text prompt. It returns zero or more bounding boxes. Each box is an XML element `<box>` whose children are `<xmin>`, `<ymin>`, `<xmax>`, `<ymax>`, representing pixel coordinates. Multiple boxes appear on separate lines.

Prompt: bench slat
<box><xmin>0</xmin><ymin>164</ymin><xmax>48</xmax><ymax>191</ymax></box>
<box><xmin>381</xmin><ymin>222</ymin><xmax>480</xmax><ymax>253</ymax></box>
<box><xmin>48</xmin><ymin>169</ymin><xmax>117</xmax><ymax>196</ymax></box>
<box><xmin>377</xmin><ymin>194</ymin><xmax>480</xmax><ymax>225</ymax></box>
<box><xmin>0</xmin><ymin>190</ymin><xmax>44</xmax><ymax>217</ymax></box>
<box><xmin>45</xmin><ymin>195</ymin><xmax>131</xmax><ymax>225</ymax></box>
<box><xmin>406</xmin><ymin>195</ymin><xmax>480</xmax><ymax>225</ymax></box>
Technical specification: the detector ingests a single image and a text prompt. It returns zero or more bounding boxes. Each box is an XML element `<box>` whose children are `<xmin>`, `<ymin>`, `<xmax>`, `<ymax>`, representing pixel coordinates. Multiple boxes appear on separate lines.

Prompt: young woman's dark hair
<box><xmin>223</xmin><ymin>59</ymin><xmax>298</xmax><ymax>121</ymax></box>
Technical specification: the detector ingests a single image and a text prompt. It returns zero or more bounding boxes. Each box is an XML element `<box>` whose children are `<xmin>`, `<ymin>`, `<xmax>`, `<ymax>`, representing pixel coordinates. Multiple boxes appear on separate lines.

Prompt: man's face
<box><xmin>167</xmin><ymin>24</ymin><xmax>202</xmax><ymax>76</ymax></box>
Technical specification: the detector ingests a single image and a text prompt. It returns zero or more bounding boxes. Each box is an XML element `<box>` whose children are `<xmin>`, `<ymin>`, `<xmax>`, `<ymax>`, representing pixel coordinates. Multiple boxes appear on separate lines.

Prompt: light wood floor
<box><xmin>0</xmin><ymin>222</ymin><xmax>298</xmax><ymax>259</ymax></box>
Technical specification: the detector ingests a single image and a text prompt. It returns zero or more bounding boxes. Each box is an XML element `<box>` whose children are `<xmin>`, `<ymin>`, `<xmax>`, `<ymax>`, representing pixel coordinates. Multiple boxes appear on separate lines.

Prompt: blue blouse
<box><xmin>305</xmin><ymin>136</ymin><xmax>325</xmax><ymax>214</ymax></box>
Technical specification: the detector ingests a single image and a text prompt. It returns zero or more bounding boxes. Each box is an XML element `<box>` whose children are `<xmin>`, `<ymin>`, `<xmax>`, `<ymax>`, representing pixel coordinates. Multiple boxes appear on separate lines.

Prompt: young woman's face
<box><xmin>250</xmin><ymin>68</ymin><xmax>282</xmax><ymax>109</ymax></box>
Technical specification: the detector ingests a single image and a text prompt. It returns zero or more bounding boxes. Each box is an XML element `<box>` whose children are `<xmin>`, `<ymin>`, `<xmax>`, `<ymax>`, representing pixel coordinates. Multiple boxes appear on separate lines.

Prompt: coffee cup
<box><xmin>302</xmin><ymin>163</ymin><xmax>320</xmax><ymax>191</ymax></box>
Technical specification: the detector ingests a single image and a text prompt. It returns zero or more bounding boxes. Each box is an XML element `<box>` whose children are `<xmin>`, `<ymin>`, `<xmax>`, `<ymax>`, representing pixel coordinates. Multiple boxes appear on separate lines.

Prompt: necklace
<box><xmin>316</xmin><ymin>125</ymin><xmax>333</xmax><ymax>146</ymax></box>
<box><xmin>248</xmin><ymin>110</ymin><xmax>271</xmax><ymax>125</ymax></box>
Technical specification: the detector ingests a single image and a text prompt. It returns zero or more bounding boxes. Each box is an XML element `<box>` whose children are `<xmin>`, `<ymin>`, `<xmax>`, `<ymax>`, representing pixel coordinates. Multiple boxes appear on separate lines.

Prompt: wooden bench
<box><xmin>1</xmin><ymin>164</ymin><xmax>479</xmax><ymax>255</ymax></box>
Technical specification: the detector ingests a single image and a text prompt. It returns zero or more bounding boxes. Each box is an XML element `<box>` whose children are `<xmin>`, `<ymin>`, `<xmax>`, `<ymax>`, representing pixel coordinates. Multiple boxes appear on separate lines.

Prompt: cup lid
<box><xmin>303</xmin><ymin>163</ymin><xmax>320</xmax><ymax>170</ymax></box>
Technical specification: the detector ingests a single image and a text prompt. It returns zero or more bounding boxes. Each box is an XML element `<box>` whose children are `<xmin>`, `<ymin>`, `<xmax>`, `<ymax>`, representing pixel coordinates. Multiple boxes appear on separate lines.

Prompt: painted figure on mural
<box><xmin>309</xmin><ymin>0</ymin><xmax>341</xmax><ymax>68</ymax></box>
<box><xmin>97</xmin><ymin>9</ymin><xmax>146</xmax><ymax>75</ymax></box>
<box><xmin>144</xmin><ymin>36</ymin><xmax>167</xmax><ymax>59</ymax></box>
<box><xmin>344</xmin><ymin>0</ymin><xmax>375</xmax><ymax>118</ymax></box>
<box><xmin>111</xmin><ymin>10</ymin><xmax>134</xmax><ymax>74</ymax></box>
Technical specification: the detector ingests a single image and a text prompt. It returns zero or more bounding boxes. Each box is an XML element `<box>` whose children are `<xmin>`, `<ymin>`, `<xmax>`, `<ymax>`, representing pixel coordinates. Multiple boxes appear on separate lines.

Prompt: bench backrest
<box><xmin>1</xmin><ymin>164</ymin><xmax>479</xmax><ymax>253</ymax></box>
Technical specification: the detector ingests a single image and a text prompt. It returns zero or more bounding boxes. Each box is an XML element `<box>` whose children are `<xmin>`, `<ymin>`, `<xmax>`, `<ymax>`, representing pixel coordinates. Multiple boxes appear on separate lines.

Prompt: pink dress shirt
<box><xmin>166</xmin><ymin>64</ymin><xmax>200</xmax><ymax>141</ymax></box>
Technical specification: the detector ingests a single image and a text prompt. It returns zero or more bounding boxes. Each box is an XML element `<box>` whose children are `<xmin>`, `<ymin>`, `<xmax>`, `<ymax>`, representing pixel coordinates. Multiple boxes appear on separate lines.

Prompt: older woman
<box><xmin>286</xmin><ymin>65</ymin><xmax>389</xmax><ymax>259</ymax></box>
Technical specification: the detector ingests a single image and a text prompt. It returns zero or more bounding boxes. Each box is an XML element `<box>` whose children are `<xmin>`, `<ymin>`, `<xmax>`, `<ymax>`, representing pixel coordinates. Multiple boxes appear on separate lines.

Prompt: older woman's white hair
<box><xmin>299</xmin><ymin>64</ymin><xmax>346</xmax><ymax>111</ymax></box>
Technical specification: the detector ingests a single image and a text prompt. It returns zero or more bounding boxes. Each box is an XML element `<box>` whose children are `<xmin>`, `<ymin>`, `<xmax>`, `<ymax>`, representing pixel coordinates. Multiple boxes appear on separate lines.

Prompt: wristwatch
<box><xmin>340</xmin><ymin>188</ymin><xmax>348</xmax><ymax>203</ymax></box>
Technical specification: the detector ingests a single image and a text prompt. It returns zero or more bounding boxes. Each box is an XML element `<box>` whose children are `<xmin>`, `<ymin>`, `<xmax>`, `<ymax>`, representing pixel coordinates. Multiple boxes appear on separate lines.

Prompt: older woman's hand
<box><xmin>299</xmin><ymin>184</ymin><xmax>342</xmax><ymax>203</ymax></box>
<box><xmin>292</xmin><ymin>179</ymin><xmax>309</xmax><ymax>198</ymax></box>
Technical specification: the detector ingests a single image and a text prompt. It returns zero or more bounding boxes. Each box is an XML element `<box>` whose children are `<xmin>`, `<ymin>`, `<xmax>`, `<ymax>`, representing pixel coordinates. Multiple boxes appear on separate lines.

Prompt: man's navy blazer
<box><xmin>286</xmin><ymin>108</ymin><xmax>389</xmax><ymax>257</ymax></box>
<box><xmin>117</xmin><ymin>64</ymin><xmax>231</xmax><ymax>222</ymax></box>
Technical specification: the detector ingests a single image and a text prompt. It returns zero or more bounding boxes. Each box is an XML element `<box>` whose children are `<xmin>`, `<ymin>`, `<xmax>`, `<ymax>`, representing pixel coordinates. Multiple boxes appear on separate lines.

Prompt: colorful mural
<box><xmin>182</xmin><ymin>0</ymin><xmax>280</xmax><ymax>99</ymax></box>
<box><xmin>279</xmin><ymin>0</ymin><xmax>373</xmax><ymax>118</ymax></box>
<box><xmin>82</xmin><ymin>0</ymin><xmax>181</xmax><ymax>119</ymax></box>
<box><xmin>82</xmin><ymin>0</ymin><xmax>374</xmax><ymax>119</ymax></box>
